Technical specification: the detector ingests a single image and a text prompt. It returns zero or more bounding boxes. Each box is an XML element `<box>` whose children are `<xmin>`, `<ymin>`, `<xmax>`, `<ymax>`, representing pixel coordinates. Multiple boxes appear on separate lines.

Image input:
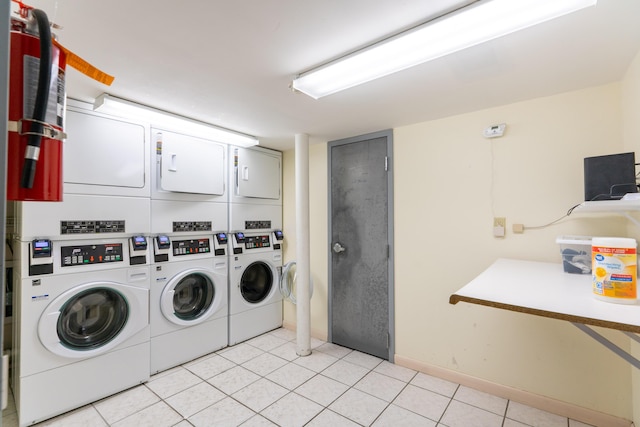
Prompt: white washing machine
<box><xmin>150</xmin><ymin>200</ymin><xmax>229</xmax><ymax>373</ymax></box>
<box><xmin>150</xmin><ymin>234</ymin><xmax>228</xmax><ymax>373</ymax></box>
<box><xmin>227</xmin><ymin>148</ymin><xmax>283</xmax><ymax>346</ymax></box>
<box><xmin>228</xmin><ymin>229</ymin><xmax>284</xmax><ymax>345</ymax></box>
<box><xmin>12</xmin><ymin>236</ymin><xmax>151</xmax><ymax>427</ymax></box>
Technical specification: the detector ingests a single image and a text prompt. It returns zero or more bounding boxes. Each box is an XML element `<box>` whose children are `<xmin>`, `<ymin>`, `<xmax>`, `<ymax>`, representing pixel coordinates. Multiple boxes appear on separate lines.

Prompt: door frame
<box><xmin>327</xmin><ymin>129</ymin><xmax>395</xmax><ymax>361</ymax></box>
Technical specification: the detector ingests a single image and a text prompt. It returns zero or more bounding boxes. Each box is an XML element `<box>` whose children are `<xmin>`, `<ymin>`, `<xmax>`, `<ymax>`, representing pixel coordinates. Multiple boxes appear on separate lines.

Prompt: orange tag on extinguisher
<box><xmin>52</xmin><ymin>39</ymin><xmax>115</xmax><ymax>86</ymax></box>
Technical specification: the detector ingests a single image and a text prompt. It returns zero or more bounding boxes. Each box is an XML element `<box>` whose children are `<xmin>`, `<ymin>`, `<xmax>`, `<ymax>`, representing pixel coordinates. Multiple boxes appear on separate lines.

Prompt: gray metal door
<box><xmin>328</xmin><ymin>130</ymin><xmax>394</xmax><ymax>360</ymax></box>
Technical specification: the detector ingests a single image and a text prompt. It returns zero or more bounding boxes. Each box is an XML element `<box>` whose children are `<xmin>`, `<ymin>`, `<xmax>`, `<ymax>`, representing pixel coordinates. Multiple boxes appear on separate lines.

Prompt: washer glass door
<box><xmin>57</xmin><ymin>287</ymin><xmax>129</xmax><ymax>350</ymax></box>
<box><xmin>241</xmin><ymin>261</ymin><xmax>273</xmax><ymax>303</ymax></box>
<box><xmin>172</xmin><ymin>272</ymin><xmax>215</xmax><ymax>321</ymax></box>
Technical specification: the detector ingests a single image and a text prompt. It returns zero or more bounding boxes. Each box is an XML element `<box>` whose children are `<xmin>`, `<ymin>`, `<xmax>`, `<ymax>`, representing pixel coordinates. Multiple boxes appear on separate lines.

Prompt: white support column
<box><xmin>295</xmin><ymin>133</ymin><xmax>311</xmax><ymax>356</ymax></box>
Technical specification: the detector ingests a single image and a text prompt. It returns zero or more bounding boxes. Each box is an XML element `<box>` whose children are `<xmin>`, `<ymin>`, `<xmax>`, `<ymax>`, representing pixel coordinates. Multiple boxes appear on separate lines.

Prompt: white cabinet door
<box><xmin>156</xmin><ymin>129</ymin><xmax>225</xmax><ymax>195</ymax></box>
<box><xmin>235</xmin><ymin>147</ymin><xmax>280</xmax><ymax>199</ymax></box>
<box><xmin>65</xmin><ymin>111</ymin><xmax>146</xmax><ymax>188</ymax></box>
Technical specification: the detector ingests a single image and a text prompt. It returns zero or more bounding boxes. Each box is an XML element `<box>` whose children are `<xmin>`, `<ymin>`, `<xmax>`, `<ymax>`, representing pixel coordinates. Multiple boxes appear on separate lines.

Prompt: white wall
<box><xmin>621</xmin><ymin>49</ymin><xmax>640</xmax><ymax>427</ymax></box>
<box><xmin>283</xmin><ymin>78</ymin><xmax>639</xmax><ymax>422</ymax></box>
<box><xmin>393</xmin><ymin>83</ymin><xmax>631</xmax><ymax>420</ymax></box>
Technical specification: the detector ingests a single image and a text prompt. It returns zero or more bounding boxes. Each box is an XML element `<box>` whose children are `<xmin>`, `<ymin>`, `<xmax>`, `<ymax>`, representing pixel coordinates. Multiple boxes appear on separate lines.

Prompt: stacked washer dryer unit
<box><xmin>228</xmin><ymin>146</ymin><xmax>284</xmax><ymax>345</ymax></box>
<box><xmin>12</xmin><ymin>100</ymin><xmax>152</xmax><ymax>427</ymax></box>
<box><xmin>149</xmin><ymin>128</ymin><xmax>229</xmax><ymax>373</ymax></box>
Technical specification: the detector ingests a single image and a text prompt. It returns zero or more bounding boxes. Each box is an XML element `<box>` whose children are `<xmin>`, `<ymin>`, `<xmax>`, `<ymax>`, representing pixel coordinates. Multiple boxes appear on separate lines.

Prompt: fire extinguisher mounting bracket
<box><xmin>8</xmin><ymin>119</ymin><xmax>67</xmax><ymax>141</ymax></box>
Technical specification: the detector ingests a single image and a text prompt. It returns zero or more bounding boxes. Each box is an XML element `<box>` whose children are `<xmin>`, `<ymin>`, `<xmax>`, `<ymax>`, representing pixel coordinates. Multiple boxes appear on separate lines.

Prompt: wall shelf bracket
<box><xmin>622</xmin><ymin>212</ymin><xmax>640</xmax><ymax>228</ymax></box>
<box><xmin>572</xmin><ymin>322</ymin><xmax>640</xmax><ymax>370</ymax></box>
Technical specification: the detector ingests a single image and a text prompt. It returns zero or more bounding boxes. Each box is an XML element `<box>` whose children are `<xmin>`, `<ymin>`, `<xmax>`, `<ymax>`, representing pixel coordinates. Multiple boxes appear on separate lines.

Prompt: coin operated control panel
<box><xmin>231</xmin><ymin>232</ymin><xmax>272</xmax><ymax>254</ymax></box>
<box><xmin>60</xmin><ymin>243</ymin><xmax>124</xmax><ymax>267</ymax></box>
<box><xmin>129</xmin><ymin>235</ymin><xmax>149</xmax><ymax>265</ymax></box>
<box><xmin>29</xmin><ymin>237</ymin><xmax>149</xmax><ymax>276</ymax></box>
<box><xmin>172</xmin><ymin>238</ymin><xmax>211</xmax><ymax>257</ymax></box>
<box><xmin>244</xmin><ymin>235</ymin><xmax>270</xmax><ymax>250</ymax></box>
<box><xmin>29</xmin><ymin>239</ymin><xmax>53</xmax><ymax>276</ymax></box>
<box><xmin>231</xmin><ymin>230</ymin><xmax>284</xmax><ymax>254</ymax></box>
<box><xmin>153</xmin><ymin>235</ymin><xmax>171</xmax><ymax>263</ymax></box>
<box><xmin>154</xmin><ymin>235</ymin><xmax>211</xmax><ymax>260</ymax></box>
<box><xmin>232</xmin><ymin>232</ymin><xmax>245</xmax><ymax>255</ymax></box>
<box><xmin>272</xmin><ymin>230</ymin><xmax>284</xmax><ymax>250</ymax></box>
<box><xmin>214</xmin><ymin>232</ymin><xmax>228</xmax><ymax>256</ymax></box>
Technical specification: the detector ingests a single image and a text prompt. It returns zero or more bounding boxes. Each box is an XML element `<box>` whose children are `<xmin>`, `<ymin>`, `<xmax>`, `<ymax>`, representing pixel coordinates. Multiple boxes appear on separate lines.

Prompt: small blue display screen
<box><xmin>32</xmin><ymin>239</ymin><xmax>52</xmax><ymax>258</ymax></box>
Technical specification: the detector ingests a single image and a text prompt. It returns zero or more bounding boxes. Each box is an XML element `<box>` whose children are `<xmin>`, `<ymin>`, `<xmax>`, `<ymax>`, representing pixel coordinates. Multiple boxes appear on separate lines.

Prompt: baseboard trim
<box><xmin>394</xmin><ymin>354</ymin><xmax>632</xmax><ymax>427</ymax></box>
<box><xmin>281</xmin><ymin>320</ymin><xmax>328</xmax><ymax>341</ymax></box>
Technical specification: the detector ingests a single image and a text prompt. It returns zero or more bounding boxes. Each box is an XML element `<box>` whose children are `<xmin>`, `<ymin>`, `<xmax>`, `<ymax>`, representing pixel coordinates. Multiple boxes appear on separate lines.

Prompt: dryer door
<box><xmin>64</xmin><ymin>110</ymin><xmax>148</xmax><ymax>196</ymax></box>
<box><xmin>240</xmin><ymin>261</ymin><xmax>275</xmax><ymax>304</ymax></box>
<box><xmin>156</xmin><ymin>129</ymin><xmax>225</xmax><ymax>195</ymax></box>
<box><xmin>234</xmin><ymin>147</ymin><xmax>281</xmax><ymax>200</ymax></box>
<box><xmin>38</xmin><ymin>281</ymin><xmax>148</xmax><ymax>358</ymax></box>
<box><xmin>160</xmin><ymin>268</ymin><xmax>223</xmax><ymax>326</ymax></box>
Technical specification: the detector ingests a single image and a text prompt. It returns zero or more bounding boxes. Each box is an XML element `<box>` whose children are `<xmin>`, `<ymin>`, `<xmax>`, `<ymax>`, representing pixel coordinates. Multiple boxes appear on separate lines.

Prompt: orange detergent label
<box><xmin>592</xmin><ymin>246</ymin><xmax>637</xmax><ymax>299</ymax></box>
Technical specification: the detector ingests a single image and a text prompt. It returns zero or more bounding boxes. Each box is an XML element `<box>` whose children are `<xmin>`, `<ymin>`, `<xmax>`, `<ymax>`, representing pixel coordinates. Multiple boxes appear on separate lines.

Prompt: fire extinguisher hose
<box><xmin>20</xmin><ymin>8</ymin><xmax>52</xmax><ymax>189</ymax></box>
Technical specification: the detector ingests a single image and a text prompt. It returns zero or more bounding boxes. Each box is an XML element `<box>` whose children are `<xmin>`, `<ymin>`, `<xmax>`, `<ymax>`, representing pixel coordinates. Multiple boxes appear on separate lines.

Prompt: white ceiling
<box><xmin>16</xmin><ymin>0</ymin><xmax>640</xmax><ymax>151</ymax></box>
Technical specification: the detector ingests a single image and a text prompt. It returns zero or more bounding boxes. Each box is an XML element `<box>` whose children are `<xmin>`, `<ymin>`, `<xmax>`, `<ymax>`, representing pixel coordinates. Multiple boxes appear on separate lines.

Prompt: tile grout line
<box><xmin>500</xmin><ymin>398</ymin><xmax>509</xmax><ymax>427</ymax></box>
<box><xmin>368</xmin><ymin>373</ymin><xmax>409</xmax><ymax>427</ymax></box>
<box><xmin>435</xmin><ymin>382</ymin><xmax>461</xmax><ymax>426</ymax></box>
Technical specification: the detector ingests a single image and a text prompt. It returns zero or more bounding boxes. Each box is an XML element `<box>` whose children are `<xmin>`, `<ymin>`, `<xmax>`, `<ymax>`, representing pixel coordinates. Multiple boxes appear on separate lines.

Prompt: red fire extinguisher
<box><xmin>7</xmin><ymin>1</ymin><xmax>66</xmax><ymax>201</ymax></box>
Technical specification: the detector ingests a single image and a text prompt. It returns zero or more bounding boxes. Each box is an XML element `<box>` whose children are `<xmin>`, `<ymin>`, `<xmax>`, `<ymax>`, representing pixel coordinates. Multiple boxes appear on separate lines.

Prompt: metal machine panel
<box><xmin>229</xmin><ymin>203</ymin><xmax>282</xmax><ymax>232</ymax></box>
<box><xmin>64</xmin><ymin>106</ymin><xmax>149</xmax><ymax>197</ymax></box>
<box><xmin>15</xmin><ymin>194</ymin><xmax>151</xmax><ymax>241</ymax></box>
<box><xmin>156</xmin><ymin>129</ymin><xmax>225</xmax><ymax>196</ymax></box>
<box><xmin>150</xmin><ymin>200</ymin><xmax>227</xmax><ymax>236</ymax></box>
<box><xmin>233</xmin><ymin>146</ymin><xmax>281</xmax><ymax>200</ymax></box>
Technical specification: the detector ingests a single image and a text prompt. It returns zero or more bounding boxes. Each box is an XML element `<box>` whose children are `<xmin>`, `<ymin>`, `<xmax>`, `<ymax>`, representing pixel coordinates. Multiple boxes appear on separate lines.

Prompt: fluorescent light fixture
<box><xmin>93</xmin><ymin>93</ymin><xmax>259</xmax><ymax>147</ymax></box>
<box><xmin>292</xmin><ymin>0</ymin><xmax>597</xmax><ymax>99</ymax></box>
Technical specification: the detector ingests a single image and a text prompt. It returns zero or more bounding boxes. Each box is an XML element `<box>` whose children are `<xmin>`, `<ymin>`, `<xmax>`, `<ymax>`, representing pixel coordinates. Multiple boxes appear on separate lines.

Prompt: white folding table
<box><xmin>450</xmin><ymin>258</ymin><xmax>640</xmax><ymax>369</ymax></box>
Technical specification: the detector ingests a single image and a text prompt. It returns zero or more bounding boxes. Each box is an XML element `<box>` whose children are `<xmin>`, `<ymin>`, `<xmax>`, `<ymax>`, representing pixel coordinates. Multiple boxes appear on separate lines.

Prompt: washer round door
<box><xmin>280</xmin><ymin>261</ymin><xmax>314</xmax><ymax>305</ymax></box>
<box><xmin>160</xmin><ymin>268</ymin><xmax>223</xmax><ymax>326</ymax></box>
<box><xmin>38</xmin><ymin>281</ymin><xmax>149</xmax><ymax>359</ymax></box>
<box><xmin>240</xmin><ymin>261</ymin><xmax>276</xmax><ymax>304</ymax></box>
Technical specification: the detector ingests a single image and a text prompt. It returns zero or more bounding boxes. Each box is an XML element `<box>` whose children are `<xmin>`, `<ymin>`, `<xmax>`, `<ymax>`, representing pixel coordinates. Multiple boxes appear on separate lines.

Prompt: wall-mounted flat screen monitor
<box><xmin>584</xmin><ymin>152</ymin><xmax>638</xmax><ymax>201</ymax></box>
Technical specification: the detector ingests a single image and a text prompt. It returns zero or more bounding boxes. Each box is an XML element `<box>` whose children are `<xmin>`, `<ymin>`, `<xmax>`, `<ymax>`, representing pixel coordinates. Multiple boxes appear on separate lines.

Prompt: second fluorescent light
<box><xmin>93</xmin><ymin>94</ymin><xmax>259</xmax><ymax>147</ymax></box>
<box><xmin>291</xmin><ymin>0</ymin><xmax>597</xmax><ymax>99</ymax></box>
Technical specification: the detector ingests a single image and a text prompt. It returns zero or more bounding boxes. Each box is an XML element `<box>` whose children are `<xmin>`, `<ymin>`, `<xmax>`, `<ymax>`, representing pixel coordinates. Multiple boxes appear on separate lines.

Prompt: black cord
<box><xmin>566</xmin><ymin>203</ymin><xmax>581</xmax><ymax>216</ymax></box>
<box><xmin>4</xmin><ymin>239</ymin><xmax>13</xmax><ymax>256</ymax></box>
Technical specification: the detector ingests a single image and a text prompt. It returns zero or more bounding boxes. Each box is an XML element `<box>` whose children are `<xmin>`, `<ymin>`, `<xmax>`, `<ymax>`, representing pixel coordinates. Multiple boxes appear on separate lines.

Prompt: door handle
<box><xmin>333</xmin><ymin>242</ymin><xmax>346</xmax><ymax>253</ymax></box>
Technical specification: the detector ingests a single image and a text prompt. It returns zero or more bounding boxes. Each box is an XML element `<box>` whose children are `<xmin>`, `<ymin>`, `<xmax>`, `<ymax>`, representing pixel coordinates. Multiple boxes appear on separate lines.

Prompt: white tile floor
<box><xmin>2</xmin><ymin>328</ymin><xmax>597</xmax><ymax>427</ymax></box>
